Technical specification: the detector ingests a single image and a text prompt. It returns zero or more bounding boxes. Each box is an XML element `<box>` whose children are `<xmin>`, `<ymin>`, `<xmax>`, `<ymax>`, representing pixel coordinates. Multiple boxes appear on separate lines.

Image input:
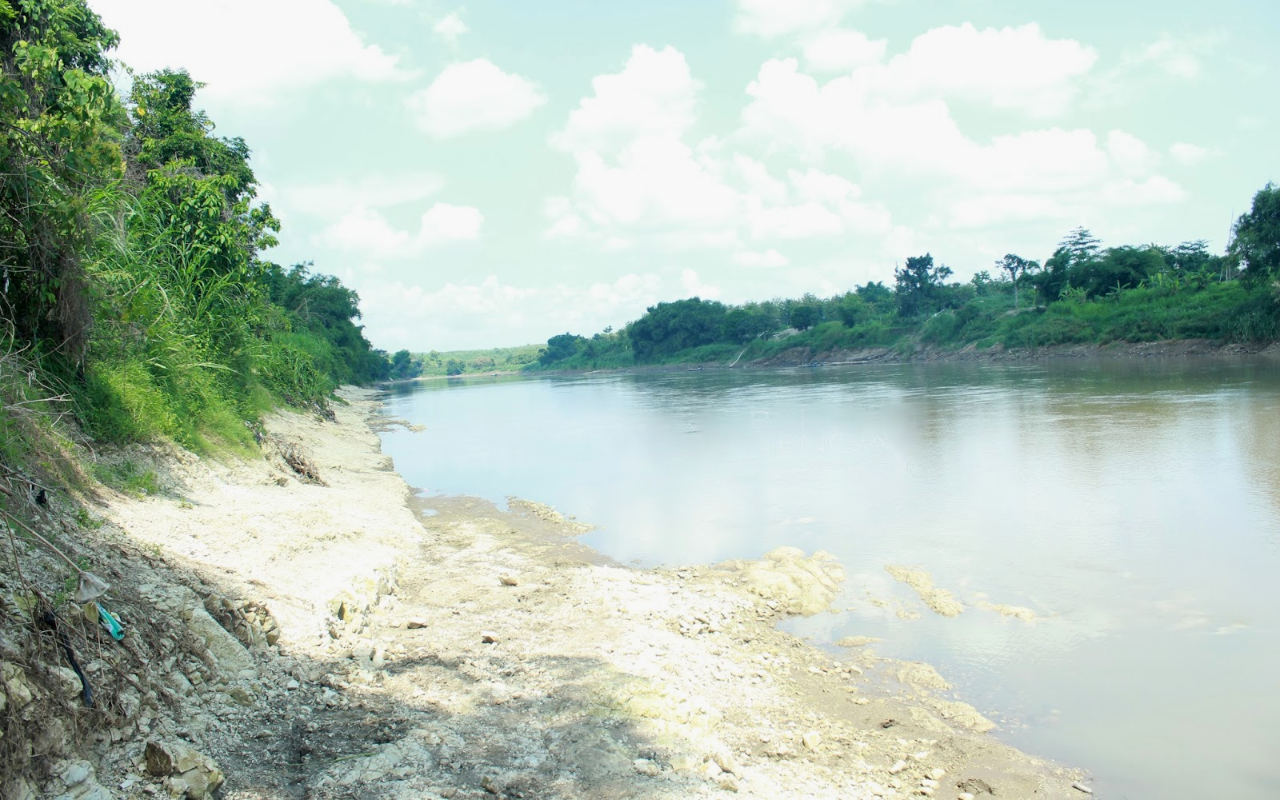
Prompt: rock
<box><xmin>406</xmin><ymin>619</ymin><xmax>429</xmax><ymax>629</ymax></box>
<box><xmin>888</xmin><ymin>759</ymin><xmax>907</xmax><ymax>774</ymax></box>
<box><xmin>1</xmin><ymin>662</ymin><xmax>35</xmax><ymax>709</ymax></box>
<box><xmin>285</xmin><ymin>679</ymin><xmax>300</xmax><ymax>690</ymax></box>
<box><xmin>499</xmin><ymin>574</ymin><xmax>519</xmax><ymax>586</ymax></box>
<box><xmin>928</xmin><ymin>767</ymin><xmax>945</xmax><ymax>780</ymax></box>
<box><xmin>1072</xmin><ymin>781</ymin><xmax>1094</xmax><ymax>794</ymax></box>
<box><xmin>836</xmin><ymin>635</ymin><xmax>881</xmax><ymax>648</ymax></box>
<box><xmin>715</xmin><ymin>773</ymin><xmax>740</xmax><ymax>792</ymax></box>
<box><xmin>633</xmin><ymin>758</ymin><xmax>661</xmax><ymax>777</ymax></box>
<box><xmin>480</xmin><ymin>631</ymin><xmax>499</xmax><ymax>644</ymax></box>
<box><xmin>713</xmin><ymin>749</ymin><xmax>741</xmax><ymax>776</ymax></box>
<box><xmin>138</xmin><ymin>585</ymin><xmax>254</xmax><ymax>675</ymax></box>
<box><xmin>51</xmin><ymin>666</ymin><xmax>83</xmax><ymax>702</ymax></box>
<box><xmin>801</xmin><ymin>731</ymin><xmax>822</xmax><ymax>750</ymax></box>
<box><xmin>59</xmin><ymin>759</ymin><xmax>91</xmax><ymax>786</ymax></box>
<box><xmin>958</xmin><ymin>794</ymin><xmax>976</xmax><ymax>800</ymax></box>
<box><xmin>730</xmin><ymin>547</ymin><xmax>846</xmax><ymax>616</ymax></box>
<box><xmin>143</xmin><ymin>741</ymin><xmax>224</xmax><ymax>799</ymax></box>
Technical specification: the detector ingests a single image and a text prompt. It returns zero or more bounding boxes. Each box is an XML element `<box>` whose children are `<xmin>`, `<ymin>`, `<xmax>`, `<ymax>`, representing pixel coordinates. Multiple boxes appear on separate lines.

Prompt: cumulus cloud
<box><xmin>274</xmin><ymin>172</ymin><xmax>444</xmax><ymax>218</ymax></box>
<box><xmin>433</xmin><ymin>12</ymin><xmax>468</xmax><ymax>42</ymax></box>
<box><xmin>734</xmin><ymin>0</ymin><xmax>873</xmax><ymax>38</ymax></box>
<box><xmin>90</xmin><ymin>0</ymin><xmax>407</xmax><ymax>102</ymax></box>
<box><xmin>733</xmin><ymin>249</ymin><xmax>790</xmax><ymax>268</ymax></box>
<box><xmin>551</xmin><ymin>45</ymin><xmax>700</xmax><ymax>155</ymax></box>
<box><xmin>407</xmin><ymin>59</ymin><xmax>546</xmax><ymax>138</ymax></box>
<box><xmin>1169</xmin><ymin>142</ymin><xmax>1211</xmax><ymax>166</ymax></box>
<box><xmin>355</xmin><ymin>273</ymin><xmax>666</xmax><ymax>350</ymax></box>
<box><xmin>802</xmin><ymin>28</ymin><xmax>887</xmax><ymax>72</ymax></box>
<box><xmin>548</xmin><ymin>46</ymin><xmax>894</xmax><ymax>250</ymax></box>
<box><xmin>876</xmin><ymin>23</ymin><xmax>1096</xmax><ymax>116</ymax></box>
<box><xmin>316</xmin><ymin>202</ymin><xmax>482</xmax><ymax>258</ymax></box>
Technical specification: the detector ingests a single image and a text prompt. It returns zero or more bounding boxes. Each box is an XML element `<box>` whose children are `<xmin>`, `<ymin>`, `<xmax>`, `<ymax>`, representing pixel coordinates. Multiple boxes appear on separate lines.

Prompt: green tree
<box><xmin>0</xmin><ymin>0</ymin><xmax>124</xmax><ymax>361</ymax></box>
<box><xmin>1230</xmin><ymin>183</ymin><xmax>1280</xmax><ymax>282</ymax></box>
<box><xmin>894</xmin><ymin>254</ymin><xmax>954</xmax><ymax>318</ymax></box>
<box><xmin>996</xmin><ymin>254</ymin><xmax>1038</xmax><ymax>307</ymax></box>
<box><xmin>539</xmin><ymin>332</ymin><xmax>587</xmax><ymax>365</ymax></box>
<box><xmin>444</xmin><ymin>359</ymin><xmax>465</xmax><ymax>376</ymax></box>
<box><xmin>627</xmin><ymin>298</ymin><xmax>728</xmax><ymax>361</ymax></box>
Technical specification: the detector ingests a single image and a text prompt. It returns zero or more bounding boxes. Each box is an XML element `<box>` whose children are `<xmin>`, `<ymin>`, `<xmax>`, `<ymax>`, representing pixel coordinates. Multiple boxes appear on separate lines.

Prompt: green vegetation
<box><xmin>1</xmin><ymin>1</ymin><xmax>393</xmax><ymax>463</ymax></box>
<box><xmin>533</xmin><ymin>188</ymin><xmax>1280</xmax><ymax>370</ymax></box>
<box><xmin>414</xmin><ymin>345</ymin><xmax>542</xmax><ymax>377</ymax></box>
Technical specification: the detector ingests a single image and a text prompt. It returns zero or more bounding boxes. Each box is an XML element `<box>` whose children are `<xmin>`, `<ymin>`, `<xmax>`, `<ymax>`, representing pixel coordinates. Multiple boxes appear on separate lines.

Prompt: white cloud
<box><xmin>407</xmin><ymin>59</ymin><xmax>546</xmax><ymax>138</ymax></box>
<box><xmin>433</xmin><ymin>12</ymin><xmax>468</xmax><ymax>42</ymax></box>
<box><xmin>733</xmin><ymin>249</ymin><xmax>790</xmax><ymax>268</ymax></box>
<box><xmin>802</xmin><ymin>28</ymin><xmax>887</xmax><ymax>72</ymax></box>
<box><xmin>356</xmin><ymin>273</ymin><xmax>665</xmax><ymax>350</ymax></box>
<box><xmin>734</xmin><ymin>0</ymin><xmax>872</xmax><ymax>38</ymax></box>
<box><xmin>1106</xmin><ymin>130</ymin><xmax>1155</xmax><ymax>175</ymax></box>
<box><xmin>317</xmin><ymin>202</ymin><xmax>482</xmax><ymax>258</ymax></box>
<box><xmin>1101</xmin><ymin>176</ymin><xmax>1187</xmax><ymax>206</ymax></box>
<box><xmin>681</xmin><ymin>269</ymin><xmax>722</xmax><ymax>299</ymax></box>
<box><xmin>549</xmin><ymin>48</ymin><xmax>895</xmax><ymax>251</ymax></box>
<box><xmin>1135</xmin><ymin>34</ymin><xmax>1207</xmax><ymax>79</ymax></box>
<box><xmin>1169</xmin><ymin>142</ymin><xmax>1211</xmax><ymax>166</ymax></box>
<box><xmin>738</xmin><ymin>56</ymin><xmax>1181</xmax><ymax>229</ymax></box>
<box><xmin>874</xmin><ymin>23</ymin><xmax>1096</xmax><ymax>116</ymax></box>
<box><xmin>275</xmin><ymin>172</ymin><xmax>444</xmax><ymax>217</ymax></box>
<box><xmin>90</xmin><ymin>0</ymin><xmax>407</xmax><ymax>102</ymax></box>
<box><xmin>552</xmin><ymin>45</ymin><xmax>699</xmax><ymax>155</ymax></box>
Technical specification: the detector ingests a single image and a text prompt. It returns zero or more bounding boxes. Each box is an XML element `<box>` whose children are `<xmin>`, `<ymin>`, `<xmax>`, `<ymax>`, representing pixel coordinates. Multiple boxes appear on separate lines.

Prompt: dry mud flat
<box><xmin>31</xmin><ymin>388</ymin><xmax>1087</xmax><ymax>799</ymax></box>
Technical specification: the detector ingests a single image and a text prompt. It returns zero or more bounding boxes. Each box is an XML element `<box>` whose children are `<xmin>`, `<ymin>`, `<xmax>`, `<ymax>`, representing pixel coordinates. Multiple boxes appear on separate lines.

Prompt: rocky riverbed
<box><xmin>1</xmin><ymin>388</ymin><xmax>1088</xmax><ymax>798</ymax></box>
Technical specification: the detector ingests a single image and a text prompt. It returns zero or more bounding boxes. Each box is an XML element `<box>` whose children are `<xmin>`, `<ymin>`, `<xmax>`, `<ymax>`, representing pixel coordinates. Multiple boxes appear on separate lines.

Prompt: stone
<box><xmin>633</xmin><ymin>758</ymin><xmax>661</xmax><ymax>777</ymax></box>
<box><xmin>715</xmin><ymin>773</ymin><xmax>740</xmax><ymax>792</ymax></box>
<box><xmin>138</xmin><ymin>586</ymin><xmax>254</xmax><ymax>675</ymax></box>
<box><xmin>928</xmin><ymin>767</ymin><xmax>945</xmax><ymax>780</ymax></box>
<box><xmin>144</xmin><ymin>742</ymin><xmax>224</xmax><ymax>800</ymax></box>
<box><xmin>888</xmin><ymin>760</ymin><xmax>907</xmax><ymax>774</ymax></box>
<box><xmin>712</xmin><ymin>749</ymin><xmax>741</xmax><ymax>776</ymax></box>
<box><xmin>1</xmin><ymin>663</ymin><xmax>35</xmax><ymax>709</ymax></box>
<box><xmin>59</xmin><ymin>759</ymin><xmax>92</xmax><ymax>786</ymax></box>
<box><xmin>499</xmin><ymin>575</ymin><xmax>519</xmax><ymax>586</ymax></box>
<box><xmin>480</xmin><ymin>631</ymin><xmax>499</xmax><ymax>644</ymax></box>
<box><xmin>801</xmin><ymin>731</ymin><xmax>822</xmax><ymax>750</ymax></box>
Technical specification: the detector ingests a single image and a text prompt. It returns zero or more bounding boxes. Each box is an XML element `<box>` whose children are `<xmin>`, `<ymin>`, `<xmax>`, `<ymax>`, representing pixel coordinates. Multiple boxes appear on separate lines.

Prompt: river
<box><xmin>375</xmin><ymin>359</ymin><xmax>1280</xmax><ymax>799</ymax></box>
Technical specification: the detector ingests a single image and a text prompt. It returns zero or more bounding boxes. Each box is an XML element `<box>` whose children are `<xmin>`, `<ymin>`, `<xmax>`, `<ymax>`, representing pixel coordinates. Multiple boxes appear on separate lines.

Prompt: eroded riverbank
<box><xmin>7</xmin><ymin>387</ymin><xmax>1087</xmax><ymax>798</ymax></box>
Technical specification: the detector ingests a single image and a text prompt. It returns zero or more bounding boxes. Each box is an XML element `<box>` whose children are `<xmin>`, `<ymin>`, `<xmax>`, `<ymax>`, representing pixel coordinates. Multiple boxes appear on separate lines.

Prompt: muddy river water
<box><xmin>377</xmin><ymin>360</ymin><xmax>1280</xmax><ymax>799</ymax></box>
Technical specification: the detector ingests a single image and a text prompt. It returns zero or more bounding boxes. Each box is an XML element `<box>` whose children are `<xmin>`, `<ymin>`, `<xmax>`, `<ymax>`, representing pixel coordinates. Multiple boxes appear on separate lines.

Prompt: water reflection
<box><xmin>378</xmin><ymin>359</ymin><xmax>1280</xmax><ymax>800</ymax></box>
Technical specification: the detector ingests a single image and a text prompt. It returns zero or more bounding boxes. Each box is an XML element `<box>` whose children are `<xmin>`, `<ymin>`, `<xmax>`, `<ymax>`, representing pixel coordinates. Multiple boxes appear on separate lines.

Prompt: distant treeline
<box><xmin>532</xmin><ymin>184</ymin><xmax>1280</xmax><ymax>371</ymax></box>
<box><xmin>1</xmin><ymin>1</ymin><xmax>394</xmax><ymax>451</ymax></box>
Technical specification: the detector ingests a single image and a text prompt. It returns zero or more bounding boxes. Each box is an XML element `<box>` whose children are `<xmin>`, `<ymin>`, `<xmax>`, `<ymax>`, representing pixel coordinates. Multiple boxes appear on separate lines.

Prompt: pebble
<box><xmin>499</xmin><ymin>575</ymin><xmax>519</xmax><ymax>586</ymax></box>
<box><xmin>480</xmin><ymin>631</ymin><xmax>499</xmax><ymax>644</ymax></box>
<box><xmin>1072</xmin><ymin>781</ymin><xmax>1094</xmax><ymax>794</ymax></box>
<box><xmin>888</xmin><ymin>759</ymin><xmax>907</xmax><ymax>774</ymax></box>
<box><xmin>285</xmin><ymin>679</ymin><xmax>300</xmax><ymax>691</ymax></box>
<box><xmin>801</xmin><ymin>731</ymin><xmax>822</xmax><ymax>750</ymax></box>
<box><xmin>958</xmin><ymin>793</ymin><xmax>976</xmax><ymax>800</ymax></box>
<box><xmin>928</xmin><ymin>767</ymin><xmax>945</xmax><ymax>780</ymax></box>
<box><xmin>715</xmin><ymin>773</ymin><xmax>740</xmax><ymax>792</ymax></box>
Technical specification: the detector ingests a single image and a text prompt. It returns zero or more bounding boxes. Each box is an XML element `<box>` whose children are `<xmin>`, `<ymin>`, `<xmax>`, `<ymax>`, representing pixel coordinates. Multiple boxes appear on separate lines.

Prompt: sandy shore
<box><xmin>22</xmin><ymin>387</ymin><xmax>1089</xmax><ymax>799</ymax></box>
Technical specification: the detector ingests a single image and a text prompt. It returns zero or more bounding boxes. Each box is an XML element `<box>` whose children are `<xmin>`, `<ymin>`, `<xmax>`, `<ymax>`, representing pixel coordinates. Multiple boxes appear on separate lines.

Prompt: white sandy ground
<box><xmin>32</xmin><ymin>386</ymin><xmax>1090</xmax><ymax>799</ymax></box>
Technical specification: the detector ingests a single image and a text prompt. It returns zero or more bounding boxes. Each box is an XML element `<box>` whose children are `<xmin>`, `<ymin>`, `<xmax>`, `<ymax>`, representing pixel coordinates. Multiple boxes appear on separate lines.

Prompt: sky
<box><xmin>88</xmin><ymin>0</ymin><xmax>1280</xmax><ymax>352</ymax></box>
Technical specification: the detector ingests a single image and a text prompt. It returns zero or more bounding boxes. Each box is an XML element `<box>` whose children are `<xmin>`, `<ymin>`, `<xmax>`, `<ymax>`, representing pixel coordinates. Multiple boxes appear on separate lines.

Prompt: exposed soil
<box><xmin>3</xmin><ymin>388</ymin><xmax>1091</xmax><ymax>799</ymax></box>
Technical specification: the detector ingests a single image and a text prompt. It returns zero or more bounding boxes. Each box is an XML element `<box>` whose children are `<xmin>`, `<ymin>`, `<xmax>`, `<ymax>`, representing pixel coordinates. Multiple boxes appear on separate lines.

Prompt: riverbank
<box><xmin>4</xmin><ymin>388</ymin><xmax>1087</xmax><ymax>798</ymax></box>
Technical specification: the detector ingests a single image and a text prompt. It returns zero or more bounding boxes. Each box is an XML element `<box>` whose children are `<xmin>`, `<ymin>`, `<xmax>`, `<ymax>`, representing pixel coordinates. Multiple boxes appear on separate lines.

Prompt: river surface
<box><xmin>375</xmin><ymin>360</ymin><xmax>1280</xmax><ymax>799</ymax></box>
